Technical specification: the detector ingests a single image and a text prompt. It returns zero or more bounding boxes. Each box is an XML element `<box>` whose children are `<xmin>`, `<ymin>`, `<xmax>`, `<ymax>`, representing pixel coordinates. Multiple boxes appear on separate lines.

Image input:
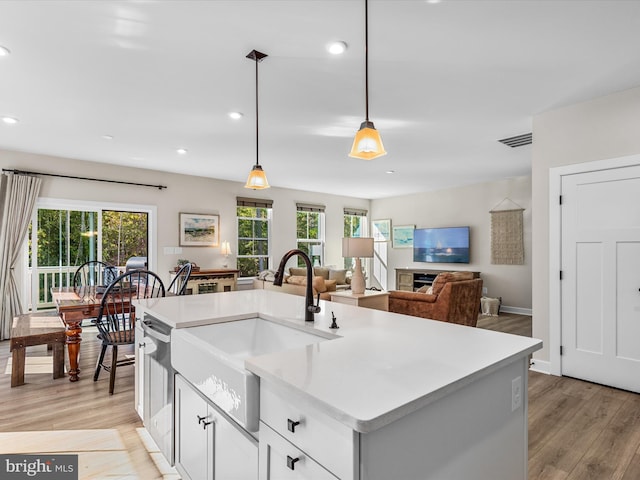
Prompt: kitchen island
<box><xmin>135</xmin><ymin>289</ymin><xmax>541</xmax><ymax>480</ymax></box>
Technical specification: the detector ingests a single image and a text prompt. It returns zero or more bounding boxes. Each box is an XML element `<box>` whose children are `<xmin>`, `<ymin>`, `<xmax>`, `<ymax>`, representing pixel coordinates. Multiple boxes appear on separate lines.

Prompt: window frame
<box><xmin>296</xmin><ymin>205</ymin><xmax>325</xmax><ymax>267</ymax></box>
<box><xmin>236</xmin><ymin>204</ymin><xmax>272</xmax><ymax>278</ymax></box>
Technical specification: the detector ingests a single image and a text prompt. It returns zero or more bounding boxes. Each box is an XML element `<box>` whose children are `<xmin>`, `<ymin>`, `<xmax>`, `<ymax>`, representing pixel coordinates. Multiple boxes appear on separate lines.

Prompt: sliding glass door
<box><xmin>29</xmin><ymin>200</ymin><xmax>152</xmax><ymax>310</ymax></box>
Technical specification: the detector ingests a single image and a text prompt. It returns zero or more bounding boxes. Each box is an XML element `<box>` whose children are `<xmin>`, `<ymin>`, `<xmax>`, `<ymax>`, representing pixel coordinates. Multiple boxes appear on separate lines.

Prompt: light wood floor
<box><xmin>1</xmin><ymin>314</ymin><xmax>639</xmax><ymax>479</ymax></box>
<box><xmin>0</xmin><ymin>326</ymin><xmax>168</xmax><ymax>479</ymax></box>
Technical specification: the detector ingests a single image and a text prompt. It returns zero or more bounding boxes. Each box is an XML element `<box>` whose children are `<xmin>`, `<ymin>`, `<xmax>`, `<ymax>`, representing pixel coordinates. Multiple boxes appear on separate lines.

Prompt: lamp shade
<box><xmin>311</xmin><ymin>245</ymin><xmax>322</xmax><ymax>257</ymax></box>
<box><xmin>342</xmin><ymin>237</ymin><xmax>374</xmax><ymax>258</ymax></box>
<box><xmin>349</xmin><ymin>121</ymin><xmax>387</xmax><ymax>160</ymax></box>
<box><xmin>244</xmin><ymin>164</ymin><xmax>269</xmax><ymax>189</ymax></box>
<box><xmin>220</xmin><ymin>241</ymin><xmax>232</xmax><ymax>256</ymax></box>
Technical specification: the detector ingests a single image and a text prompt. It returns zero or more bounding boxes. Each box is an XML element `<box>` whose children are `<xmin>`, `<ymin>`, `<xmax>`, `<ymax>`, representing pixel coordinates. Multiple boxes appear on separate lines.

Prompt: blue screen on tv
<box><xmin>413</xmin><ymin>226</ymin><xmax>470</xmax><ymax>263</ymax></box>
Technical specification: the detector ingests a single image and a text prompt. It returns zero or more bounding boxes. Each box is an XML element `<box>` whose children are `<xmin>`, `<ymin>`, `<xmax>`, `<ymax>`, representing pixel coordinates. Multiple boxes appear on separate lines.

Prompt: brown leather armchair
<box><xmin>389</xmin><ymin>272</ymin><xmax>483</xmax><ymax>327</ymax></box>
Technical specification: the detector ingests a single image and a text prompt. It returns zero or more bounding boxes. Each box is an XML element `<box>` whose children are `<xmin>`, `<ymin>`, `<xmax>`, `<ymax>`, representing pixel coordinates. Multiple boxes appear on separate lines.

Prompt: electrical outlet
<box><xmin>482</xmin><ymin>287</ymin><xmax>488</xmax><ymax>295</ymax></box>
<box><xmin>511</xmin><ymin>376</ymin><xmax>522</xmax><ymax>412</ymax></box>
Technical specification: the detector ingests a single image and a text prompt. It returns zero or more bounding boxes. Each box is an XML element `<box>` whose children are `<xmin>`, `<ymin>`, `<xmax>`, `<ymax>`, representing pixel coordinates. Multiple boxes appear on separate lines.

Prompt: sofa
<box><xmin>252</xmin><ymin>267</ymin><xmax>349</xmax><ymax>300</ymax></box>
<box><xmin>388</xmin><ymin>271</ymin><xmax>483</xmax><ymax>327</ymax></box>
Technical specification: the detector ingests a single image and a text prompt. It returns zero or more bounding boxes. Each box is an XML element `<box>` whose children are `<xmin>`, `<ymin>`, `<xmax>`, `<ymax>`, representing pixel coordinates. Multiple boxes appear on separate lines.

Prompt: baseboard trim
<box><xmin>529</xmin><ymin>359</ymin><xmax>551</xmax><ymax>374</ymax></box>
<box><xmin>500</xmin><ymin>305</ymin><xmax>532</xmax><ymax>316</ymax></box>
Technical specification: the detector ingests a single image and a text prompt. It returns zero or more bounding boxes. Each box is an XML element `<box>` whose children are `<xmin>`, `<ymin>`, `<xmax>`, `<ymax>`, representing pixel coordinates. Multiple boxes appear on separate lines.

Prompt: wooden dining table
<box><xmin>52</xmin><ymin>284</ymin><xmax>167</xmax><ymax>382</ymax></box>
<box><xmin>51</xmin><ymin>286</ymin><xmax>104</xmax><ymax>382</ymax></box>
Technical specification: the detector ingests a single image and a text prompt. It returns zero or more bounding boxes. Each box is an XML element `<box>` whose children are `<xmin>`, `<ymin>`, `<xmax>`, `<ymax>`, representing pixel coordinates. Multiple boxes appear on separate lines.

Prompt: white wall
<box><xmin>532</xmin><ymin>84</ymin><xmax>640</xmax><ymax>362</ymax></box>
<box><xmin>371</xmin><ymin>175</ymin><xmax>532</xmax><ymax>311</ymax></box>
<box><xmin>0</xmin><ymin>149</ymin><xmax>370</xmax><ymax>291</ymax></box>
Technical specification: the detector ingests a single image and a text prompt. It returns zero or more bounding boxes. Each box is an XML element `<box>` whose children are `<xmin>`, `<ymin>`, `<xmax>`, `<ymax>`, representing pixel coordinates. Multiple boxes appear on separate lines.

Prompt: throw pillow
<box><xmin>289</xmin><ymin>267</ymin><xmax>307</xmax><ymax>277</ymax></box>
<box><xmin>416</xmin><ymin>285</ymin><xmax>433</xmax><ymax>294</ymax></box>
<box><xmin>286</xmin><ymin>275</ymin><xmax>327</xmax><ymax>293</ymax></box>
<box><xmin>324</xmin><ymin>279</ymin><xmax>337</xmax><ymax>292</ymax></box>
<box><xmin>257</xmin><ymin>269</ymin><xmax>276</xmax><ymax>282</ymax></box>
<box><xmin>328</xmin><ymin>268</ymin><xmax>347</xmax><ymax>285</ymax></box>
<box><xmin>313</xmin><ymin>267</ymin><xmax>330</xmax><ymax>280</ymax></box>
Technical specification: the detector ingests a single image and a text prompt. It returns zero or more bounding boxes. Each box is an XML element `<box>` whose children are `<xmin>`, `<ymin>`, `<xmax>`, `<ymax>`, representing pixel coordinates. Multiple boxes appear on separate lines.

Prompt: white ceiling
<box><xmin>1</xmin><ymin>1</ymin><xmax>640</xmax><ymax>199</ymax></box>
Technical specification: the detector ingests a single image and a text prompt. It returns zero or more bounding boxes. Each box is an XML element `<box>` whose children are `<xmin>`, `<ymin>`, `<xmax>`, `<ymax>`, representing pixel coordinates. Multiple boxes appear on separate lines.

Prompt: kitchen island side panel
<box><xmin>359</xmin><ymin>358</ymin><xmax>529</xmax><ymax>480</ymax></box>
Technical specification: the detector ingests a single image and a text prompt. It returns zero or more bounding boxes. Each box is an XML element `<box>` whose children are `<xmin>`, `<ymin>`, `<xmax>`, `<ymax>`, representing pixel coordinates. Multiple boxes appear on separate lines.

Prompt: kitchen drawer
<box><xmin>260</xmin><ymin>383</ymin><xmax>358</xmax><ymax>480</ymax></box>
<box><xmin>259</xmin><ymin>422</ymin><xmax>338</xmax><ymax>480</ymax></box>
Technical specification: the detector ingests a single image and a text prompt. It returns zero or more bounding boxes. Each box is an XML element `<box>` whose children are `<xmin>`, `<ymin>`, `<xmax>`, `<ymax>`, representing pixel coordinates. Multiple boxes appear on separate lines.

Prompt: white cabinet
<box><xmin>259</xmin><ymin>424</ymin><xmax>338</xmax><ymax>480</ymax></box>
<box><xmin>175</xmin><ymin>374</ymin><xmax>258</xmax><ymax>480</ymax></box>
<box><xmin>260</xmin><ymin>356</ymin><xmax>530</xmax><ymax>480</ymax></box>
<box><xmin>259</xmin><ymin>382</ymin><xmax>359</xmax><ymax>480</ymax></box>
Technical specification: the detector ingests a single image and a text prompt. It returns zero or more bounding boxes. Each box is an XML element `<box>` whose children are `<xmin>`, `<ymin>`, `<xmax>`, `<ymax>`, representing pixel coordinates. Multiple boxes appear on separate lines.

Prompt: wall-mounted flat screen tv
<box><xmin>413</xmin><ymin>226</ymin><xmax>470</xmax><ymax>263</ymax></box>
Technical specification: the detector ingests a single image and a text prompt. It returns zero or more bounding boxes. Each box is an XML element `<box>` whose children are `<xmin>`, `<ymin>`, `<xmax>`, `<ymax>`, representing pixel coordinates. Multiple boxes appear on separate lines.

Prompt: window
<box><xmin>343</xmin><ymin>207</ymin><xmax>368</xmax><ymax>269</ymax></box>
<box><xmin>296</xmin><ymin>203</ymin><xmax>325</xmax><ymax>267</ymax></box>
<box><xmin>237</xmin><ymin>197</ymin><xmax>272</xmax><ymax>278</ymax></box>
<box><xmin>29</xmin><ymin>199</ymin><xmax>154</xmax><ymax>310</ymax></box>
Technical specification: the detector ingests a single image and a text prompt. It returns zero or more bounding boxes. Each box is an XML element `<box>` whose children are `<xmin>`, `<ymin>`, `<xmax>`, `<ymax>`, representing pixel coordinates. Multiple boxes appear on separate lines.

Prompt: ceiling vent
<box><xmin>498</xmin><ymin>133</ymin><xmax>532</xmax><ymax>148</ymax></box>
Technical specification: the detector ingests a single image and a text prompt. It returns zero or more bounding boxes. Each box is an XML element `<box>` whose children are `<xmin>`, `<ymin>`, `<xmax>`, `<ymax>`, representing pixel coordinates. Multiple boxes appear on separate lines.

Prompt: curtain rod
<box><xmin>2</xmin><ymin>168</ymin><xmax>167</xmax><ymax>190</ymax></box>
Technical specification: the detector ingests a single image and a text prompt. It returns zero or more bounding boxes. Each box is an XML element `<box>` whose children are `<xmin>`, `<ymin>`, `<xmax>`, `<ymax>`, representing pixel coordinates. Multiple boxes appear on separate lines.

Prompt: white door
<box><xmin>561</xmin><ymin>165</ymin><xmax>640</xmax><ymax>392</ymax></box>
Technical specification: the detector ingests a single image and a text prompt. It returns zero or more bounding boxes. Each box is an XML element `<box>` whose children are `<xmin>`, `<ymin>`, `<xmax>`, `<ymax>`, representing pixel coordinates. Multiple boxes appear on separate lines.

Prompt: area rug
<box><xmin>0</xmin><ymin>429</ymin><xmax>179</xmax><ymax>479</ymax></box>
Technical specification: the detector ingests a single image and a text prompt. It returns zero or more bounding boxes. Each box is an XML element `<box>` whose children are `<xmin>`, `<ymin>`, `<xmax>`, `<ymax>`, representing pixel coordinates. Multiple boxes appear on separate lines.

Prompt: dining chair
<box><xmin>94</xmin><ymin>269</ymin><xmax>165</xmax><ymax>395</ymax></box>
<box><xmin>73</xmin><ymin>260</ymin><xmax>118</xmax><ymax>288</ymax></box>
<box><xmin>73</xmin><ymin>260</ymin><xmax>119</xmax><ymax>326</ymax></box>
<box><xmin>167</xmin><ymin>262</ymin><xmax>193</xmax><ymax>295</ymax></box>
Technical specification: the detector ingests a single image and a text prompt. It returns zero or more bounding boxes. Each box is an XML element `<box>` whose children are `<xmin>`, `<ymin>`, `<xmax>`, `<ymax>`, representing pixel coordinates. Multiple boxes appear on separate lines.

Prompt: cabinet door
<box><xmin>259</xmin><ymin>423</ymin><xmax>338</xmax><ymax>480</ymax></box>
<box><xmin>209</xmin><ymin>403</ymin><xmax>258</xmax><ymax>480</ymax></box>
<box><xmin>175</xmin><ymin>375</ymin><xmax>212</xmax><ymax>480</ymax></box>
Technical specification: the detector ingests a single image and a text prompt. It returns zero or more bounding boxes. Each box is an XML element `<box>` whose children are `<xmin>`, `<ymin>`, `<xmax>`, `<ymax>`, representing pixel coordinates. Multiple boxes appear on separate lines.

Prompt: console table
<box><xmin>330</xmin><ymin>290</ymin><xmax>389</xmax><ymax>311</ymax></box>
<box><xmin>170</xmin><ymin>269</ymin><xmax>239</xmax><ymax>295</ymax></box>
<box><xmin>395</xmin><ymin>268</ymin><xmax>480</xmax><ymax>292</ymax></box>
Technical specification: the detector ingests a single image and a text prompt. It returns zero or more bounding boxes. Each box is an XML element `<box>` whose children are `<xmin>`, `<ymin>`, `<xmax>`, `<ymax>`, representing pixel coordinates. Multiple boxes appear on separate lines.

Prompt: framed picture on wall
<box><xmin>392</xmin><ymin>225</ymin><xmax>415</xmax><ymax>248</ymax></box>
<box><xmin>372</xmin><ymin>219</ymin><xmax>391</xmax><ymax>242</ymax></box>
<box><xmin>179</xmin><ymin>213</ymin><xmax>219</xmax><ymax>247</ymax></box>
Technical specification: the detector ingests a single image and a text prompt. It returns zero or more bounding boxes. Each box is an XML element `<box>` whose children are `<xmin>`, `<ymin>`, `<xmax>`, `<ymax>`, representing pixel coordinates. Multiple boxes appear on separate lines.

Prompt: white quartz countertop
<box><xmin>136</xmin><ymin>290</ymin><xmax>542</xmax><ymax>433</ymax></box>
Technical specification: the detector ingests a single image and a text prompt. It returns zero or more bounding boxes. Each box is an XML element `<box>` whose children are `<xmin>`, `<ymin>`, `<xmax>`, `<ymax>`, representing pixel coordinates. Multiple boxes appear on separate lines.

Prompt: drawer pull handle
<box><xmin>287</xmin><ymin>419</ymin><xmax>300</xmax><ymax>433</ymax></box>
<box><xmin>201</xmin><ymin>420</ymin><xmax>213</xmax><ymax>429</ymax></box>
<box><xmin>286</xmin><ymin>456</ymin><xmax>300</xmax><ymax>471</ymax></box>
<box><xmin>197</xmin><ymin>415</ymin><xmax>213</xmax><ymax>429</ymax></box>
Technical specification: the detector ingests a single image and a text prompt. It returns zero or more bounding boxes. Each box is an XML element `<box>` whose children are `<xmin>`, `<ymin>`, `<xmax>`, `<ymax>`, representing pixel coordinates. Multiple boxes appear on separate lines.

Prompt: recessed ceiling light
<box><xmin>0</xmin><ymin>46</ymin><xmax>10</xmax><ymax>56</ymax></box>
<box><xmin>228</xmin><ymin>112</ymin><xmax>243</xmax><ymax>120</ymax></box>
<box><xmin>386</xmin><ymin>170</ymin><xmax>395</xmax><ymax>174</ymax></box>
<box><xmin>426</xmin><ymin>0</ymin><xmax>442</xmax><ymax>4</ymax></box>
<box><xmin>2</xmin><ymin>116</ymin><xmax>18</xmax><ymax>124</ymax></box>
<box><xmin>327</xmin><ymin>41</ymin><xmax>348</xmax><ymax>55</ymax></box>
<box><xmin>176</xmin><ymin>148</ymin><xmax>188</xmax><ymax>155</ymax></box>
<box><xmin>102</xmin><ymin>134</ymin><xmax>114</xmax><ymax>140</ymax></box>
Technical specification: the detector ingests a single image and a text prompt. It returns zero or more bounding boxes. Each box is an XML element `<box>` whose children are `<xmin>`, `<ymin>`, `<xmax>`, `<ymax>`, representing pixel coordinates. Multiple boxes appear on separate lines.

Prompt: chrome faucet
<box><xmin>273</xmin><ymin>249</ymin><xmax>321</xmax><ymax>322</ymax></box>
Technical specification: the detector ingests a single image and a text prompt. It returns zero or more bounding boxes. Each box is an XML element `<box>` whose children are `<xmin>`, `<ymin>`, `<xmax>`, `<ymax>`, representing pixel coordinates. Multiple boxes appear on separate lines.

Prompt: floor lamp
<box><xmin>342</xmin><ymin>237</ymin><xmax>374</xmax><ymax>294</ymax></box>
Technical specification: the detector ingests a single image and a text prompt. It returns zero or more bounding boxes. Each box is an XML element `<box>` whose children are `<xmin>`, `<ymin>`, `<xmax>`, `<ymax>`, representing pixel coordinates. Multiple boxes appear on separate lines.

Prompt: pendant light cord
<box><xmin>365</xmin><ymin>0</ymin><xmax>369</xmax><ymax>122</ymax></box>
<box><xmin>255</xmin><ymin>57</ymin><xmax>260</xmax><ymax>167</ymax></box>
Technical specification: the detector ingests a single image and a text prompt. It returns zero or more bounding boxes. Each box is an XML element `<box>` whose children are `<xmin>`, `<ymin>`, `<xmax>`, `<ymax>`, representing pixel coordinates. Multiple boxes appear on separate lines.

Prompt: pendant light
<box><xmin>349</xmin><ymin>0</ymin><xmax>387</xmax><ymax>160</ymax></box>
<box><xmin>244</xmin><ymin>49</ymin><xmax>270</xmax><ymax>189</ymax></box>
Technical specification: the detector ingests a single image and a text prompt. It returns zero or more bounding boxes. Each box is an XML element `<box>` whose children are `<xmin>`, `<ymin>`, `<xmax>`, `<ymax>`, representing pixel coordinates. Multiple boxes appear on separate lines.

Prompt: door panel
<box><xmin>561</xmin><ymin>165</ymin><xmax>640</xmax><ymax>392</ymax></box>
<box><xmin>575</xmin><ymin>242</ymin><xmax>603</xmax><ymax>354</ymax></box>
<box><xmin>617</xmin><ymin>242</ymin><xmax>640</xmax><ymax>362</ymax></box>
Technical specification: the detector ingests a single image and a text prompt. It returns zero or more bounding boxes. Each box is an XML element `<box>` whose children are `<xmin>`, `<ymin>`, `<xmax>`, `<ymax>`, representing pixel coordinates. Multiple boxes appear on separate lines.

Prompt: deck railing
<box><xmin>30</xmin><ymin>265</ymin><xmax>124</xmax><ymax>310</ymax></box>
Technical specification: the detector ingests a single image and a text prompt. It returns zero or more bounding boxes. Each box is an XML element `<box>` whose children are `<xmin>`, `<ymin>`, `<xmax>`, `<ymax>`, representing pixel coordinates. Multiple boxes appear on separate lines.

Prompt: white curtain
<box><xmin>0</xmin><ymin>173</ymin><xmax>42</xmax><ymax>339</ymax></box>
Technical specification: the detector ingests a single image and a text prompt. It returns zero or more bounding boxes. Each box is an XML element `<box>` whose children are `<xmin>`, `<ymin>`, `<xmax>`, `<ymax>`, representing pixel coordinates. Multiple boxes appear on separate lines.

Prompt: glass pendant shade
<box><xmin>349</xmin><ymin>121</ymin><xmax>387</xmax><ymax>160</ymax></box>
<box><xmin>244</xmin><ymin>164</ymin><xmax>270</xmax><ymax>189</ymax></box>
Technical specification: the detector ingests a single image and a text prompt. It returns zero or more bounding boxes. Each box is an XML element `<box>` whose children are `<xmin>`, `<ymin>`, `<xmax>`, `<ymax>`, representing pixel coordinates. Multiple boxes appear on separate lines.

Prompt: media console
<box><xmin>395</xmin><ymin>268</ymin><xmax>480</xmax><ymax>292</ymax></box>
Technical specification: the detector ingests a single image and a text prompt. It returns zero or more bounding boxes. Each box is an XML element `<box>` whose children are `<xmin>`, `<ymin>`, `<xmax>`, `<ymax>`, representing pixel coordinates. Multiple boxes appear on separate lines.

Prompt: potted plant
<box><xmin>175</xmin><ymin>259</ymin><xmax>200</xmax><ymax>272</ymax></box>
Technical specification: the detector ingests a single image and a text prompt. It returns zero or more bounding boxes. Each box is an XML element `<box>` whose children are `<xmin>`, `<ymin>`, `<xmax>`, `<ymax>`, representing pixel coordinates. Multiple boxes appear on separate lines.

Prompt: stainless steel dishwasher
<box><xmin>139</xmin><ymin>313</ymin><xmax>175</xmax><ymax>465</ymax></box>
